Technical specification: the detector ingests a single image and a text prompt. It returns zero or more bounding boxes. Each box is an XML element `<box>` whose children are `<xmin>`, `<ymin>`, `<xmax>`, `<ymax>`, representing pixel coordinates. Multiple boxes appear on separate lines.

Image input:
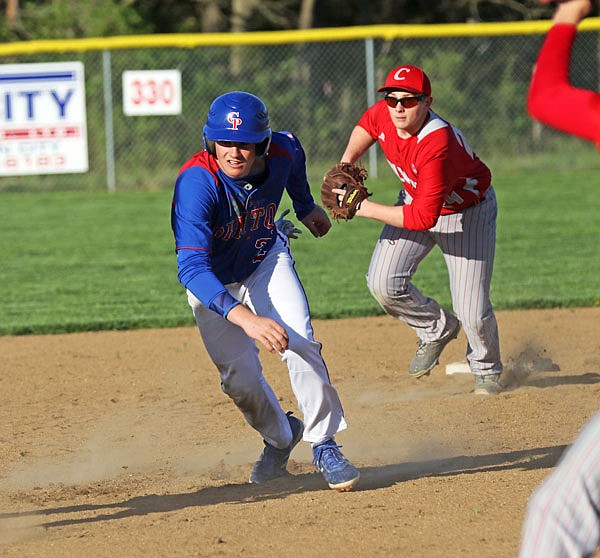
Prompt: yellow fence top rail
<box><xmin>1</xmin><ymin>19</ymin><xmax>600</xmax><ymax>57</ymax></box>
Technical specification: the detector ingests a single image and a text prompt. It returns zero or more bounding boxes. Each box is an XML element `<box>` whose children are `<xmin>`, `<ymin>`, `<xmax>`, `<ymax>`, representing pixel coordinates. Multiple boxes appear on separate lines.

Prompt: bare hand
<box><xmin>301</xmin><ymin>206</ymin><xmax>332</xmax><ymax>237</ymax></box>
<box><xmin>332</xmin><ymin>188</ymin><xmax>346</xmax><ymax>207</ymax></box>
<box><xmin>227</xmin><ymin>305</ymin><xmax>288</xmax><ymax>353</ymax></box>
<box><xmin>553</xmin><ymin>0</ymin><xmax>592</xmax><ymax>24</ymax></box>
<box><xmin>332</xmin><ymin>187</ymin><xmax>369</xmax><ymax>217</ymax></box>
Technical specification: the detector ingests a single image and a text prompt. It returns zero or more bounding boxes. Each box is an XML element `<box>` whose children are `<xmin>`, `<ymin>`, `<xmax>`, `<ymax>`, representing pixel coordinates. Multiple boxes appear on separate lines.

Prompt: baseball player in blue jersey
<box><xmin>171</xmin><ymin>91</ymin><xmax>360</xmax><ymax>491</ymax></box>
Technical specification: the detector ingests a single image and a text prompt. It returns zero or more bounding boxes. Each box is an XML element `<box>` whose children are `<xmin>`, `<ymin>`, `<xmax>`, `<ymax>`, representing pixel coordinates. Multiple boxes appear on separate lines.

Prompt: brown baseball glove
<box><xmin>320</xmin><ymin>162</ymin><xmax>371</xmax><ymax>221</ymax></box>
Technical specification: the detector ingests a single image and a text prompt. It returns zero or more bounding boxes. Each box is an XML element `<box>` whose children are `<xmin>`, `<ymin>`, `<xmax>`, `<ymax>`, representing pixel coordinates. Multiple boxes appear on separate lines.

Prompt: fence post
<box><xmin>102</xmin><ymin>49</ymin><xmax>116</xmax><ymax>192</ymax></box>
<box><xmin>364</xmin><ymin>38</ymin><xmax>378</xmax><ymax>179</ymax></box>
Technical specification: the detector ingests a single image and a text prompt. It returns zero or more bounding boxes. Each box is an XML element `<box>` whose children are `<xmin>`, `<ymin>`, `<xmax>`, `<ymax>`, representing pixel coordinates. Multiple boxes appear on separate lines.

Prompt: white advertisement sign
<box><xmin>122</xmin><ymin>70</ymin><xmax>182</xmax><ymax>116</ymax></box>
<box><xmin>0</xmin><ymin>61</ymin><xmax>88</xmax><ymax>176</ymax></box>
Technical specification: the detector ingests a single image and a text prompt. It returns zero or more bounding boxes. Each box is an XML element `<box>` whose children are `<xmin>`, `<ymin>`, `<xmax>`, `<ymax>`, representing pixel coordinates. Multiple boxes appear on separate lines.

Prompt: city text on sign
<box><xmin>0</xmin><ymin>61</ymin><xmax>88</xmax><ymax>176</ymax></box>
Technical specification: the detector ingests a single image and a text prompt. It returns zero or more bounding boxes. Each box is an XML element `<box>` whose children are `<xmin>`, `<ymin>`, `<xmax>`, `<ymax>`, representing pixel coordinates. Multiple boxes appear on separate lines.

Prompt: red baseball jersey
<box><xmin>527</xmin><ymin>23</ymin><xmax>600</xmax><ymax>150</ymax></box>
<box><xmin>357</xmin><ymin>101</ymin><xmax>492</xmax><ymax>230</ymax></box>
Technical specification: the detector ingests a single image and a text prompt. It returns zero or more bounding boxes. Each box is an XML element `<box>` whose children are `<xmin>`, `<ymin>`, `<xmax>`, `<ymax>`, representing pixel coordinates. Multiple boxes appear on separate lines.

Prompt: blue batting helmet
<box><xmin>203</xmin><ymin>91</ymin><xmax>272</xmax><ymax>157</ymax></box>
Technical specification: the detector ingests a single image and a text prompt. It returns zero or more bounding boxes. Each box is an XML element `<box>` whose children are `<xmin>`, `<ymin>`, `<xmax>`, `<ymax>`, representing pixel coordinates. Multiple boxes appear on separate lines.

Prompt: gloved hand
<box><xmin>275</xmin><ymin>209</ymin><xmax>302</xmax><ymax>239</ymax></box>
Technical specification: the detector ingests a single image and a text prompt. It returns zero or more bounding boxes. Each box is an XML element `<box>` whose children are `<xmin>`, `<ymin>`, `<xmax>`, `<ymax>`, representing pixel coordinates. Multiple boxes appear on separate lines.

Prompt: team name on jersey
<box><xmin>390</xmin><ymin>162</ymin><xmax>416</xmax><ymax>188</ymax></box>
<box><xmin>213</xmin><ymin>202</ymin><xmax>277</xmax><ymax>241</ymax></box>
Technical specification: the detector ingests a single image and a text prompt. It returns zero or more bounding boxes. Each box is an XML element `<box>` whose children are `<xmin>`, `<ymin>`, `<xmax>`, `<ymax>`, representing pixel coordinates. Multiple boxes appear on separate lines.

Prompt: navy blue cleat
<box><xmin>312</xmin><ymin>438</ymin><xmax>360</xmax><ymax>491</ymax></box>
<box><xmin>249</xmin><ymin>412</ymin><xmax>304</xmax><ymax>484</ymax></box>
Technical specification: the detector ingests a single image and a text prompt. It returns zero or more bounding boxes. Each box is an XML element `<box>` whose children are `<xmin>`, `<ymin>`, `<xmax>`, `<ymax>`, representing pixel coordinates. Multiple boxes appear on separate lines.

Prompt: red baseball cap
<box><xmin>377</xmin><ymin>65</ymin><xmax>432</xmax><ymax>96</ymax></box>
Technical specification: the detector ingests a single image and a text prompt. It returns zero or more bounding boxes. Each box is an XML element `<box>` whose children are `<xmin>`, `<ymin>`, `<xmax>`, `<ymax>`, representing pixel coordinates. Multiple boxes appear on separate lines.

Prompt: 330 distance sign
<box><xmin>122</xmin><ymin>69</ymin><xmax>182</xmax><ymax>116</ymax></box>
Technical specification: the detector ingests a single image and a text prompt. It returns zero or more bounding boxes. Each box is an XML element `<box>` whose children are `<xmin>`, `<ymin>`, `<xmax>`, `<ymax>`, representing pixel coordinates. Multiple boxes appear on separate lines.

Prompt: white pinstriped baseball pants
<box><xmin>366</xmin><ymin>187</ymin><xmax>502</xmax><ymax>376</ymax></box>
<box><xmin>519</xmin><ymin>410</ymin><xmax>600</xmax><ymax>557</ymax></box>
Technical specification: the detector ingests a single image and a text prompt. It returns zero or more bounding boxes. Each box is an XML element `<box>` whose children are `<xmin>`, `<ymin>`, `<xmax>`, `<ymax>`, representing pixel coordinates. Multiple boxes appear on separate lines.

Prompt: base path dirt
<box><xmin>1</xmin><ymin>307</ymin><xmax>599</xmax><ymax>557</ymax></box>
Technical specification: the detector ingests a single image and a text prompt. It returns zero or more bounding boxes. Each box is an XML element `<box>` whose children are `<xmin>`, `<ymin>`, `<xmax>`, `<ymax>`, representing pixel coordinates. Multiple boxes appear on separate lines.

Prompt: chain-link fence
<box><xmin>0</xmin><ymin>21</ymin><xmax>598</xmax><ymax>192</ymax></box>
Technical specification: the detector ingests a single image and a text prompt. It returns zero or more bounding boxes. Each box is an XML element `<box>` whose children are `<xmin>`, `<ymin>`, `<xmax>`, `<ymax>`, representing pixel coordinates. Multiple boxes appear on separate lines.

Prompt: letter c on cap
<box><xmin>393</xmin><ymin>67</ymin><xmax>410</xmax><ymax>81</ymax></box>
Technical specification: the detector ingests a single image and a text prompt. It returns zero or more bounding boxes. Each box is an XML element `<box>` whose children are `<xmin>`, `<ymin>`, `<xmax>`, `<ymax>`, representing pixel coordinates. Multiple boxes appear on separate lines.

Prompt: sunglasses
<box><xmin>384</xmin><ymin>94</ymin><xmax>427</xmax><ymax>109</ymax></box>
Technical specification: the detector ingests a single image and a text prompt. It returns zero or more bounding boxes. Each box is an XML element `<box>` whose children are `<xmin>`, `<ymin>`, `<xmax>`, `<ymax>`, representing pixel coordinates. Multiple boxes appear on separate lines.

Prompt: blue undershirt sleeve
<box><xmin>176</xmin><ymin>249</ymin><xmax>240</xmax><ymax>318</ymax></box>
<box><xmin>184</xmin><ymin>271</ymin><xmax>240</xmax><ymax>317</ymax></box>
<box><xmin>280</xmin><ymin>133</ymin><xmax>316</xmax><ymax>221</ymax></box>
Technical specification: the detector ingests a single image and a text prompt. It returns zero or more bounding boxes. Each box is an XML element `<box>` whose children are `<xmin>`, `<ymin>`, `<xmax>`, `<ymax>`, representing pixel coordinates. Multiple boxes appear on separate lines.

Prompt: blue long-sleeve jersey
<box><xmin>171</xmin><ymin>131</ymin><xmax>316</xmax><ymax>317</ymax></box>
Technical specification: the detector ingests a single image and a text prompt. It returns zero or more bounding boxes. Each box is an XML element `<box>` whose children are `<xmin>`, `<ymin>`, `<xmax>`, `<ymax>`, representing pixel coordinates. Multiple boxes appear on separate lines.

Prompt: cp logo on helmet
<box><xmin>227</xmin><ymin>112</ymin><xmax>243</xmax><ymax>130</ymax></box>
<box><xmin>203</xmin><ymin>91</ymin><xmax>272</xmax><ymax>157</ymax></box>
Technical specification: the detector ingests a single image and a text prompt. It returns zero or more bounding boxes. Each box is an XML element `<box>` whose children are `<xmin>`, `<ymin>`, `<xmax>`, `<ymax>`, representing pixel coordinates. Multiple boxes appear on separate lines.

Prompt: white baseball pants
<box><xmin>187</xmin><ymin>235</ymin><xmax>347</xmax><ymax>448</ymax></box>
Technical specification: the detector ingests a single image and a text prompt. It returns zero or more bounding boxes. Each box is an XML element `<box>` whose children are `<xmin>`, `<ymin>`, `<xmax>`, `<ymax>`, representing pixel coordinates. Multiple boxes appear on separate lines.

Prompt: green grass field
<box><xmin>1</xmin><ymin>168</ymin><xmax>598</xmax><ymax>335</ymax></box>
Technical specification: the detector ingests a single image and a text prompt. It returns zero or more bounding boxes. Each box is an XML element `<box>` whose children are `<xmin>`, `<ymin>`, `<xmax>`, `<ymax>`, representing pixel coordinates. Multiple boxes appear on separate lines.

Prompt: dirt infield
<box><xmin>1</xmin><ymin>307</ymin><xmax>599</xmax><ymax>557</ymax></box>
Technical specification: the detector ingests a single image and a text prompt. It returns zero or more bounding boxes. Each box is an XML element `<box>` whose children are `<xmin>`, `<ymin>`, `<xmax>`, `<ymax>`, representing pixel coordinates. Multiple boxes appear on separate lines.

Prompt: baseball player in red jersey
<box><xmin>339</xmin><ymin>64</ymin><xmax>503</xmax><ymax>395</ymax></box>
<box><xmin>528</xmin><ymin>0</ymin><xmax>600</xmax><ymax>148</ymax></box>
<box><xmin>520</xmin><ymin>2</ymin><xmax>600</xmax><ymax>555</ymax></box>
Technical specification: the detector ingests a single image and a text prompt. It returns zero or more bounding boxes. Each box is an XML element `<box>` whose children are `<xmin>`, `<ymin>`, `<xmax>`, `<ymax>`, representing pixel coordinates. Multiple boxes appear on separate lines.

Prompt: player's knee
<box><xmin>367</xmin><ymin>275</ymin><xmax>409</xmax><ymax>306</ymax></box>
<box><xmin>219</xmin><ymin>367</ymin><xmax>261</xmax><ymax>400</ymax></box>
<box><xmin>215</xmin><ymin>352</ymin><xmax>262</xmax><ymax>397</ymax></box>
<box><xmin>285</xmin><ymin>332</ymin><xmax>320</xmax><ymax>356</ymax></box>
